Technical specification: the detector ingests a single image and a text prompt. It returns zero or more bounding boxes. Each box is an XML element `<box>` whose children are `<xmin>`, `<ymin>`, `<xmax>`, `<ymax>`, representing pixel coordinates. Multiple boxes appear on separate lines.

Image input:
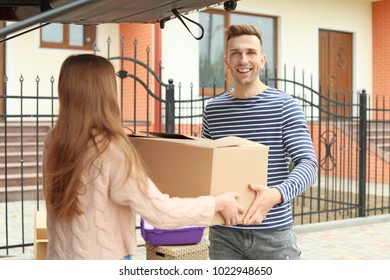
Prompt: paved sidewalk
<box><xmin>1</xmin><ymin>199</ymin><xmax>390</xmax><ymax>260</ymax></box>
<box><xmin>134</xmin><ymin>214</ymin><xmax>390</xmax><ymax>260</ymax></box>
<box><xmin>295</xmin><ymin>213</ymin><xmax>390</xmax><ymax>260</ymax></box>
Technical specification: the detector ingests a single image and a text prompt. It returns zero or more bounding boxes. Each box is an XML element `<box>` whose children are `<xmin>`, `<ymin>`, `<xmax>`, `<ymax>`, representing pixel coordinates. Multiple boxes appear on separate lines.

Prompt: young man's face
<box><xmin>224</xmin><ymin>34</ymin><xmax>266</xmax><ymax>87</ymax></box>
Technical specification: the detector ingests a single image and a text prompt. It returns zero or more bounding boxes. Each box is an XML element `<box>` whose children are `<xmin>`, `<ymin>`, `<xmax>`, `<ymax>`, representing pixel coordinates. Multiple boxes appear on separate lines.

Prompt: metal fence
<box><xmin>1</xmin><ymin>47</ymin><xmax>389</xmax><ymax>256</ymax></box>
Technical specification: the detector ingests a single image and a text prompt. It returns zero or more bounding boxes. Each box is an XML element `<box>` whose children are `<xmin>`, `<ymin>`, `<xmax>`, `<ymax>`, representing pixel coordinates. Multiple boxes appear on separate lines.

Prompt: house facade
<box><xmin>1</xmin><ymin>0</ymin><xmax>388</xmax><ymax>121</ymax></box>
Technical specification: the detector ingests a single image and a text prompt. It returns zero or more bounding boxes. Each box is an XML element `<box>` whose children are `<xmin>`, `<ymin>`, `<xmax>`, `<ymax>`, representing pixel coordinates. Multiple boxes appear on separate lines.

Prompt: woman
<box><xmin>43</xmin><ymin>54</ymin><xmax>243</xmax><ymax>260</ymax></box>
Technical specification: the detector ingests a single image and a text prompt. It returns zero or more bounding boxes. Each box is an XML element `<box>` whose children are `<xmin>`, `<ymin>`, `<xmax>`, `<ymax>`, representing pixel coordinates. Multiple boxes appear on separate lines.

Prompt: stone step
<box><xmin>0</xmin><ymin>152</ymin><xmax>43</xmax><ymax>164</ymax></box>
<box><xmin>0</xmin><ymin>184</ymin><xmax>44</xmax><ymax>202</ymax></box>
<box><xmin>368</xmin><ymin>134</ymin><xmax>390</xmax><ymax>141</ymax></box>
<box><xmin>0</xmin><ymin>173</ymin><xmax>42</xmax><ymax>188</ymax></box>
<box><xmin>0</xmin><ymin>122</ymin><xmax>51</xmax><ymax>134</ymax></box>
<box><xmin>378</xmin><ymin>143</ymin><xmax>390</xmax><ymax>152</ymax></box>
<box><xmin>0</xmin><ymin>142</ymin><xmax>44</xmax><ymax>153</ymax></box>
<box><xmin>0</xmin><ymin>132</ymin><xmax>47</xmax><ymax>143</ymax></box>
<box><xmin>0</xmin><ymin>161</ymin><xmax>42</xmax><ymax>175</ymax></box>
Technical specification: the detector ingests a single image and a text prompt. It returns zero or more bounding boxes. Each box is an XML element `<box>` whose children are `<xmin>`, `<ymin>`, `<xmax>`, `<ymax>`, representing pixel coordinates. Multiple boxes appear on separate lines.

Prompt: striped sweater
<box><xmin>202</xmin><ymin>87</ymin><xmax>318</xmax><ymax>229</ymax></box>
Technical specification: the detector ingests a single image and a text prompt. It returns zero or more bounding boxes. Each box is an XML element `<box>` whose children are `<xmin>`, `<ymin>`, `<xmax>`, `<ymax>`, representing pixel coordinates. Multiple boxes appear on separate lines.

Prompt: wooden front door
<box><xmin>319</xmin><ymin>30</ymin><xmax>353</xmax><ymax>117</ymax></box>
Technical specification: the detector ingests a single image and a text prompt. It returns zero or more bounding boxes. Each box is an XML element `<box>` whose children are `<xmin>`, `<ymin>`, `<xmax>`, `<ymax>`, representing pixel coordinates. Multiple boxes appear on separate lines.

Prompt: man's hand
<box><xmin>242</xmin><ymin>184</ymin><xmax>282</xmax><ymax>225</ymax></box>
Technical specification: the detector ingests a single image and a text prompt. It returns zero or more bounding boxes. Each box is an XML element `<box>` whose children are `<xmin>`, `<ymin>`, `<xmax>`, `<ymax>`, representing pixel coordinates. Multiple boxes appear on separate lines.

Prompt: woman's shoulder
<box><xmin>103</xmin><ymin>138</ymin><xmax>125</xmax><ymax>159</ymax></box>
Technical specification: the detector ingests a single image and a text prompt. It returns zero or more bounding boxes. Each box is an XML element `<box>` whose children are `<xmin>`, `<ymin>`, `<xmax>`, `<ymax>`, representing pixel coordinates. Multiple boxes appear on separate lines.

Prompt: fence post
<box><xmin>165</xmin><ymin>78</ymin><xmax>175</xmax><ymax>133</ymax></box>
<box><xmin>358</xmin><ymin>89</ymin><xmax>367</xmax><ymax>217</ymax></box>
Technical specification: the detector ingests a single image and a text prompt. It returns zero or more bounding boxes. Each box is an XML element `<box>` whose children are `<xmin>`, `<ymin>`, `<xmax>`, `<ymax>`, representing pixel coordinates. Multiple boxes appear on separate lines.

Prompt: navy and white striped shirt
<box><xmin>202</xmin><ymin>87</ymin><xmax>318</xmax><ymax>229</ymax></box>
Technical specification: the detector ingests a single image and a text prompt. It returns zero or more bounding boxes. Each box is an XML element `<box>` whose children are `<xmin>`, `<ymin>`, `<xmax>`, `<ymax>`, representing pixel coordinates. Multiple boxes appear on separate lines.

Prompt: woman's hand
<box><xmin>214</xmin><ymin>192</ymin><xmax>245</xmax><ymax>226</ymax></box>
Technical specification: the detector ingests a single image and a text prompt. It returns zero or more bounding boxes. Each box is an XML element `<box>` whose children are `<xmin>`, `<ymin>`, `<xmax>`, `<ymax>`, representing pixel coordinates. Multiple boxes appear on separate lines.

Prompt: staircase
<box><xmin>339</xmin><ymin>121</ymin><xmax>390</xmax><ymax>164</ymax></box>
<box><xmin>367</xmin><ymin>122</ymin><xmax>390</xmax><ymax>162</ymax></box>
<box><xmin>0</xmin><ymin>122</ymin><xmax>51</xmax><ymax>202</ymax></box>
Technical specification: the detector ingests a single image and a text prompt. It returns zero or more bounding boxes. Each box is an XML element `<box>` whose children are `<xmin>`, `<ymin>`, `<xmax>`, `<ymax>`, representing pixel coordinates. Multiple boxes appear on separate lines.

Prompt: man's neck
<box><xmin>231</xmin><ymin>82</ymin><xmax>268</xmax><ymax>99</ymax></box>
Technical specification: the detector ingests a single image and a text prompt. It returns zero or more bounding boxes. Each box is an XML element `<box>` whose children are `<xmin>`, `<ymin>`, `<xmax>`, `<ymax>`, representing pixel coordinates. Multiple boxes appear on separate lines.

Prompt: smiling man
<box><xmin>201</xmin><ymin>24</ymin><xmax>318</xmax><ymax>260</ymax></box>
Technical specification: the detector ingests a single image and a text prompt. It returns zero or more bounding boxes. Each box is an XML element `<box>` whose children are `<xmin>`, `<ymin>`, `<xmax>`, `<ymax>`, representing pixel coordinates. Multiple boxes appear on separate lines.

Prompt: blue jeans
<box><xmin>208</xmin><ymin>226</ymin><xmax>301</xmax><ymax>260</ymax></box>
<box><xmin>122</xmin><ymin>255</ymin><xmax>132</xmax><ymax>260</ymax></box>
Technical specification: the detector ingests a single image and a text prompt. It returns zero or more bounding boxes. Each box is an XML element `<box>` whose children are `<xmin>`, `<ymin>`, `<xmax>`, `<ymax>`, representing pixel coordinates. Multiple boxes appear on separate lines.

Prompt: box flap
<box><xmin>215</xmin><ymin>136</ymin><xmax>268</xmax><ymax>148</ymax></box>
<box><xmin>129</xmin><ymin>132</ymin><xmax>268</xmax><ymax>150</ymax></box>
<box><xmin>138</xmin><ymin>131</ymin><xmax>195</xmax><ymax>140</ymax></box>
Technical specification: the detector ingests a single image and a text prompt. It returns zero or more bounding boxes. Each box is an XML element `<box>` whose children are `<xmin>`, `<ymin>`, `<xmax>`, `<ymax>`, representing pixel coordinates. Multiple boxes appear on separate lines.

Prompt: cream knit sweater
<box><xmin>43</xmin><ymin>132</ymin><xmax>215</xmax><ymax>260</ymax></box>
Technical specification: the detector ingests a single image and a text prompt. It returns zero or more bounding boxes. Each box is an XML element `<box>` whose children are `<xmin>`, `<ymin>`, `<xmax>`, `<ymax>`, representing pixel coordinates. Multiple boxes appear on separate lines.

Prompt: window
<box><xmin>199</xmin><ymin>12</ymin><xmax>225</xmax><ymax>95</ymax></box>
<box><xmin>199</xmin><ymin>10</ymin><xmax>277</xmax><ymax>95</ymax></box>
<box><xmin>40</xmin><ymin>23</ymin><xmax>96</xmax><ymax>50</ymax></box>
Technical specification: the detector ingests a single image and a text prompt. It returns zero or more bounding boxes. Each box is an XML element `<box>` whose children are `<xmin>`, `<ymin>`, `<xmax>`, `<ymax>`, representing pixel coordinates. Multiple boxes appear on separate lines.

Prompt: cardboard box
<box><xmin>34</xmin><ymin>210</ymin><xmax>47</xmax><ymax>260</ymax></box>
<box><xmin>145</xmin><ymin>241</ymin><xmax>209</xmax><ymax>260</ymax></box>
<box><xmin>129</xmin><ymin>133</ymin><xmax>269</xmax><ymax>225</ymax></box>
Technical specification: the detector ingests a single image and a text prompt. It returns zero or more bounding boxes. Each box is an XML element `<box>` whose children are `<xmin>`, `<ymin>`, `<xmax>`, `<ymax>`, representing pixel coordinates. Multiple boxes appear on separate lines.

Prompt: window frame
<box><xmin>40</xmin><ymin>24</ymin><xmax>96</xmax><ymax>50</ymax></box>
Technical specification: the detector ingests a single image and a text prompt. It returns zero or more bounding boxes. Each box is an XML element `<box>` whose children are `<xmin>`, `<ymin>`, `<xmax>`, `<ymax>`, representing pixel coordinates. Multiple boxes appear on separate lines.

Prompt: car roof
<box><xmin>0</xmin><ymin>0</ymin><xmax>227</xmax><ymax>38</ymax></box>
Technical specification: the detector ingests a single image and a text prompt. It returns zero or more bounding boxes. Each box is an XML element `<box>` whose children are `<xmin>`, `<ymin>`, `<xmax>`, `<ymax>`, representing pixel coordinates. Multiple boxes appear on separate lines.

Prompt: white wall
<box><xmin>4</xmin><ymin>23</ymin><xmax>120</xmax><ymax>118</ymax></box>
<box><xmin>160</xmin><ymin>13</ymin><xmax>200</xmax><ymax>95</ymax></box>
<box><xmin>161</xmin><ymin>0</ymin><xmax>373</xmax><ymax>103</ymax></box>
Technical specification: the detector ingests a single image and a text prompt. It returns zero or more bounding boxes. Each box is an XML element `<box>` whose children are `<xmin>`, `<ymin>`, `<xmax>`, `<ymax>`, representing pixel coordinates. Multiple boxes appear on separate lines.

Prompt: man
<box><xmin>201</xmin><ymin>24</ymin><xmax>318</xmax><ymax>260</ymax></box>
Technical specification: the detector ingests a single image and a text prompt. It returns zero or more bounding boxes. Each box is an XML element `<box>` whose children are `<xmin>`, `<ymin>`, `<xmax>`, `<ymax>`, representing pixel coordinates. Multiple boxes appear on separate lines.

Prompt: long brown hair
<box><xmin>44</xmin><ymin>54</ymin><xmax>147</xmax><ymax>219</ymax></box>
